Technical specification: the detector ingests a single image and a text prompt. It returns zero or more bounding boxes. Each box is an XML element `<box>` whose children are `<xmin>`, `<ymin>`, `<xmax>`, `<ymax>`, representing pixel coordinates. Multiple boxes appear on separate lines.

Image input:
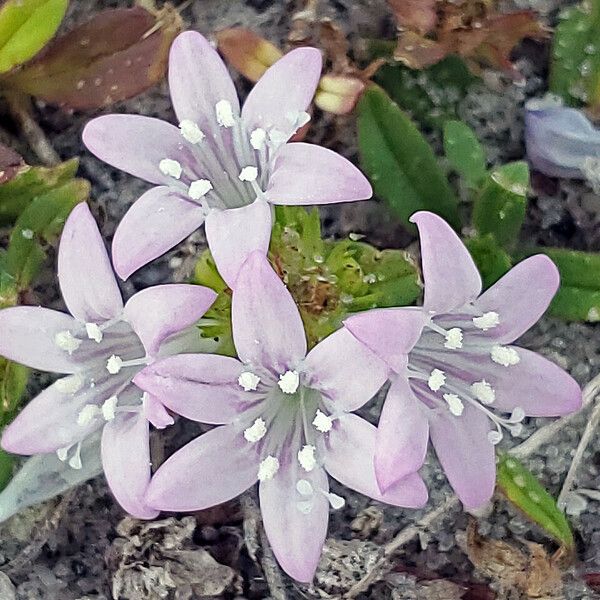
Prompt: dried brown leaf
<box><xmin>2</xmin><ymin>5</ymin><xmax>182</xmax><ymax>109</ymax></box>
<box><xmin>388</xmin><ymin>0</ymin><xmax>438</xmax><ymax>35</ymax></box>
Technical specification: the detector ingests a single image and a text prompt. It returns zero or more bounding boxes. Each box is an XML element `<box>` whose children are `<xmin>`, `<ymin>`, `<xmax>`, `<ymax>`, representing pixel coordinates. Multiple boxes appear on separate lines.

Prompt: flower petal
<box><xmin>112</xmin><ymin>186</ymin><xmax>205</xmax><ymax>280</ymax></box>
<box><xmin>0</xmin><ymin>307</ymin><xmax>84</xmax><ymax>373</ymax></box>
<box><xmin>143</xmin><ymin>393</ymin><xmax>174</xmax><ymax>429</ymax></box>
<box><xmin>324</xmin><ymin>414</ymin><xmax>428</xmax><ymax>508</ymax></box>
<box><xmin>489</xmin><ymin>347</ymin><xmax>582</xmax><ymax>417</ymax></box>
<box><xmin>303</xmin><ymin>328</ymin><xmax>389</xmax><ymax>412</ymax></box>
<box><xmin>259</xmin><ymin>461</ymin><xmax>329</xmax><ymax>583</ymax></box>
<box><xmin>265</xmin><ymin>143</ymin><xmax>372</xmax><ymax>205</ymax></box>
<box><xmin>232</xmin><ymin>252</ymin><xmax>307</xmax><ymax>373</ymax></box>
<box><xmin>375</xmin><ymin>376</ymin><xmax>429</xmax><ymax>492</ymax></box>
<box><xmin>58</xmin><ymin>203</ymin><xmax>123</xmax><ymax>323</ymax></box>
<box><xmin>474</xmin><ymin>255</ymin><xmax>559</xmax><ymax>344</ymax></box>
<box><xmin>411</xmin><ymin>211</ymin><xmax>481</xmax><ymax>313</ymax></box>
<box><xmin>102</xmin><ymin>412</ymin><xmax>158</xmax><ymax>519</ymax></box>
<box><xmin>242</xmin><ymin>48</ymin><xmax>322</xmax><ymax>139</ymax></box>
<box><xmin>168</xmin><ymin>31</ymin><xmax>239</xmax><ymax>126</ymax></box>
<box><xmin>344</xmin><ymin>307</ymin><xmax>427</xmax><ymax>374</ymax></box>
<box><xmin>428</xmin><ymin>403</ymin><xmax>496</xmax><ymax>510</ymax></box>
<box><xmin>145</xmin><ymin>425</ymin><xmax>258</xmax><ymax>512</ymax></box>
<box><xmin>134</xmin><ymin>354</ymin><xmax>247</xmax><ymax>424</ymax></box>
<box><xmin>123</xmin><ymin>284</ymin><xmax>216</xmax><ymax>356</ymax></box>
<box><xmin>83</xmin><ymin>115</ymin><xmax>191</xmax><ymax>185</ymax></box>
<box><xmin>205</xmin><ymin>199</ymin><xmax>272</xmax><ymax>288</ymax></box>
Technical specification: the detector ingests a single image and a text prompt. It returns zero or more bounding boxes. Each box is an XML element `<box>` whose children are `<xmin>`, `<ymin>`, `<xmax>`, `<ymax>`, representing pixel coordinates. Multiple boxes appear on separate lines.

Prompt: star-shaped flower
<box><xmin>83</xmin><ymin>31</ymin><xmax>372</xmax><ymax>287</ymax></box>
<box><xmin>0</xmin><ymin>203</ymin><xmax>217</xmax><ymax>518</ymax></box>
<box><xmin>344</xmin><ymin>211</ymin><xmax>582</xmax><ymax>509</ymax></box>
<box><xmin>134</xmin><ymin>252</ymin><xmax>427</xmax><ymax>582</ymax></box>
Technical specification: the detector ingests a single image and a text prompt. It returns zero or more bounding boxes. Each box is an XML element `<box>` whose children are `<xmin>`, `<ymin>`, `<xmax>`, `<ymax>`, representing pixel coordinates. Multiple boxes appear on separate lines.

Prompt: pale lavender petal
<box><xmin>411</xmin><ymin>211</ymin><xmax>481</xmax><ymax>313</ymax></box>
<box><xmin>232</xmin><ymin>252</ymin><xmax>307</xmax><ymax>373</ymax></box>
<box><xmin>303</xmin><ymin>328</ymin><xmax>389</xmax><ymax>412</ymax></box>
<box><xmin>58</xmin><ymin>203</ymin><xmax>123</xmax><ymax>323</ymax></box>
<box><xmin>375</xmin><ymin>376</ymin><xmax>429</xmax><ymax>492</ymax></box>
<box><xmin>102</xmin><ymin>412</ymin><xmax>159</xmax><ymax>519</ymax></box>
<box><xmin>242</xmin><ymin>48</ymin><xmax>322</xmax><ymax>139</ymax></box>
<box><xmin>145</xmin><ymin>425</ymin><xmax>258</xmax><ymax>511</ymax></box>
<box><xmin>205</xmin><ymin>199</ymin><xmax>272</xmax><ymax>288</ymax></box>
<box><xmin>488</xmin><ymin>347</ymin><xmax>582</xmax><ymax>417</ymax></box>
<box><xmin>143</xmin><ymin>393</ymin><xmax>174</xmax><ymax>429</ymax></box>
<box><xmin>0</xmin><ymin>307</ymin><xmax>84</xmax><ymax>373</ymax></box>
<box><xmin>474</xmin><ymin>255</ymin><xmax>559</xmax><ymax>344</ymax></box>
<box><xmin>344</xmin><ymin>307</ymin><xmax>427</xmax><ymax>374</ymax></box>
<box><xmin>265</xmin><ymin>143</ymin><xmax>372</xmax><ymax>205</ymax></box>
<box><xmin>168</xmin><ymin>31</ymin><xmax>239</xmax><ymax>126</ymax></box>
<box><xmin>259</xmin><ymin>461</ymin><xmax>329</xmax><ymax>583</ymax></box>
<box><xmin>82</xmin><ymin>115</ymin><xmax>191</xmax><ymax>185</ymax></box>
<box><xmin>525</xmin><ymin>104</ymin><xmax>600</xmax><ymax>178</ymax></box>
<box><xmin>134</xmin><ymin>354</ymin><xmax>247</xmax><ymax>424</ymax></box>
<box><xmin>112</xmin><ymin>186</ymin><xmax>205</xmax><ymax>280</ymax></box>
<box><xmin>428</xmin><ymin>403</ymin><xmax>496</xmax><ymax>509</ymax></box>
<box><xmin>324</xmin><ymin>414</ymin><xmax>428</xmax><ymax>508</ymax></box>
<box><xmin>124</xmin><ymin>284</ymin><xmax>217</xmax><ymax>356</ymax></box>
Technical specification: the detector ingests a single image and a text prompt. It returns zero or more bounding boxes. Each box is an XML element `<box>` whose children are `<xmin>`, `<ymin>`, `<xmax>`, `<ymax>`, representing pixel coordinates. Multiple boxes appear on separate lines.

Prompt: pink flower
<box><xmin>0</xmin><ymin>204</ymin><xmax>217</xmax><ymax>518</ymax></box>
<box><xmin>134</xmin><ymin>252</ymin><xmax>427</xmax><ymax>582</ymax></box>
<box><xmin>344</xmin><ymin>211</ymin><xmax>582</xmax><ymax>509</ymax></box>
<box><xmin>83</xmin><ymin>31</ymin><xmax>372</xmax><ymax>287</ymax></box>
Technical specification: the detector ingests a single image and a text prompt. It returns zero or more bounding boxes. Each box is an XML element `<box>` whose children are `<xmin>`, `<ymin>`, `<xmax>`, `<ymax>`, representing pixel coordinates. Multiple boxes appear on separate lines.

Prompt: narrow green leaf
<box><xmin>550</xmin><ymin>0</ymin><xmax>600</xmax><ymax>107</ymax></box>
<box><xmin>473</xmin><ymin>161</ymin><xmax>529</xmax><ymax>249</ymax></box>
<box><xmin>358</xmin><ymin>85</ymin><xmax>461</xmax><ymax>230</ymax></box>
<box><xmin>497</xmin><ymin>454</ymin><xmax>574</xmax><ymax>549</ymax></box>
<box><xmin>0</xmin><ymin>0</ymin><xmax>68</xmax><ymax>74</ymax></box>
<box><xmin>0</xmin><ymin>449</ymin><xmax>14</xmax><ymax>491</ymax></box>
<box><xmin>443</xmin><ymin>120</ymin><xmax>487</xmax><ymax>188</ymax></box>
<box><xmin>465</xmin><ymin>234</ymin><xmax>512</xmax><ymax>289</ymax></box>
<box><xmin>549</xmin><ymin>286</ymin><xmax>600</xmax><ymax>322</ymax></box>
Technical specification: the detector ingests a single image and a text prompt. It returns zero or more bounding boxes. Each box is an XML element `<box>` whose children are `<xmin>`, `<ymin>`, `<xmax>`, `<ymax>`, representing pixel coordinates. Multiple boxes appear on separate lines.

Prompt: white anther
<box><xmin>509</xmin><ymin>406</ymin><xmax>526</xmax><ymax>423</ymax></box>
<box><xmin>244</xmin><ymin>418</ymin><xmax>267</xmax><ymax>442</ymax></box>
<box><xmin>471</xmin><ymin>380</ymin><xmax>496</xmax><ymax>405</ymax></box>
<box><xmin>443</xmin><ymin>393</ymin><xmax>464</xmax><ymax>416</ymax></box>
<box><xmin>158</xmin><ymin>158</ymin><xmax>182</xmax><ymax>179</ymax></box>
<box><xmin>491</xmin><ymin>345</ymin><xmax>520</xmax><ymax>367</ymax></box>
<box><xmin>54</xmin><ymin>330</ymin><xmax>81</xmax><ymax>354</ymax></box>
<box><xmin>296</xmin><ymin>479</ymin><xmax>314</xmax><ymax>496</ymax></box>
<box><xmin>215</xmin><ymin>99</ymin><xmax>236</xmax><ymax>127</ymax></box>
<box><xmin>428</xmin><ymin>369</ymin><xmax>446</xmax><ymax>392</ymax></box>
<box><xmin>106</xmin><ymin>354</ymin><xmax>123</xmax><ymax>374</ymax></box>
<box><xmin>297</xmin><ymin>444</ymin><xmax>317</xmax><ymax>472</ymax></box>
<box><xmin>258</xmin><ymin>455</ymin><xmax>279</xmax><ymax>481</ymax></box>
<box><xmin>250</xmin><ymin>128</ymin><xmax>267</xmax><ymax>149</ymax></box>
<box><xmin>488</xmin><ymin>430</ymin><xmax>503</xmax><ymax>445</ymax></box>
<box><xmin>85</xmin><ymin>322</ymin><xmax>103</xmax><ymax>343</ymax></box>
<box><xmin>188</xmin><ymin>179</ymin><xmax>213</xmax><ymax>200</ymax></box>
<box><xmin>444</xmin><ymin>327</ymin><xmax>463</xmax><ymax>349</ymax></box>
<box><xmin>68</xmin><ymin>443</ymin><xmax>82</xmax><ymax>470</ymax></box>
<box><xmin>326</xmin><ymin>492</ymin><xmax>345</xmax><ymax>510</ymax></box>
<box><xmin>21</xmin><ymin>228</ymin><xmax>33</xmax><ymax>239</ymax></box>
<box><xmin>55</xmin><ymin>374</ymin><xmax>84</xmax><ymax>394</ymax></box>
<box><xmin>179</xmin><ymin>120</ymin><xmax>205</xmax><ymax>143</ymax></box>
<box><xmin>473</xmin><ymin>311</ymin><xmax>500</xmax><ymax>331</ymax></box>
<box><xmin>102</xmin><ymin>396</ymin><xmax>118</xmax><ymax>421</ymax></box>
<box><xmin>510</xmin><ymin>423</ymin><xmax>524</xmax><ymax>437</ymax></box>
<box><xmin>238</xmin><ymin>371</ymin><xmax>261</xmax><ymax>391</ymax></box>
<box><xmin>238</xmin><ymin>166</ymin><xmax>258</xmax><ymax>182</ymax></box>
<box><xmin>77</xmin><ymin>404</ymin><xmax>100</xmax><ymax>426</ymax></box>
<box><xmin>312</xmin><ymin>409</ymin><xmax>333</xmax><ymax>433</ymax></box>
<box><xmin>278</xmin><ymin>370</ymin><xmax>300</xmax><ymax>394</ymax></box>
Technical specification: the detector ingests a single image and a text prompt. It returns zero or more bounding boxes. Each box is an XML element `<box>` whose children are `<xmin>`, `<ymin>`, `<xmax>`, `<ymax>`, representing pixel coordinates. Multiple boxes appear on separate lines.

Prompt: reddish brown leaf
<box><xmin>393</xmin><ymin>31</ymin><xmax>448</xmax><ymax>69</ymax></box>
<box><xmin>0</xmin><ymin>143</ymin><xmax>24</xmax><ymax>184</ymax></box>
<box><xmin>1</xmin><ymin>5</ymin><xmax>182</xmax><ymax>109</ymax></box>
<box><xmin>388</xmin><ymin>0</ymin><xmax>438</xmax><ymax>36</ymax></box>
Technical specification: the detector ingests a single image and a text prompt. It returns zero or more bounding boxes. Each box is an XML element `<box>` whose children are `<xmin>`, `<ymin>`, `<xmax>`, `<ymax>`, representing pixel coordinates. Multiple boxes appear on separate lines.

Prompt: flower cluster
<box><xmin>0</xmin><ymin>30</ymin><xmax>582</xmax><ymax>583</ymax></box>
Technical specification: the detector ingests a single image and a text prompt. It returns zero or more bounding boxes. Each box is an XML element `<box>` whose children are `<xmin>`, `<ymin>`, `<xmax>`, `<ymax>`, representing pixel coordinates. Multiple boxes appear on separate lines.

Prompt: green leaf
<box><xmin>472</xmin><ymin>161</ymin><xmax>529</xmax><ymax>249</ymax></box>
<box><xmin>0</xmin><ymin>357</ymin><xmax>28</xmax><ymax>428</ymax></box>
<box><xmin>374</xmin><ymin>56</ymin><xmax>477</xmax><ymax>130</ymax></box>
<box><xmin>0</xmin><ymin>449</ymin><xmax>14</xmax><ymax>491</ymax></box>
<box><xmin>550</xmin><ymin>0</ymin><xmax>600</xmax><ymax>107</ymax></box>
<box><xmin>465</xmin><ymin>234</ymin><xmax>512</xmax><ymax>288</ymax></box>
<box><xmin>0</xmin><ymin>0</ymin><xmax>68</xmax><ymax>74</ymax></box>
<box><xmin>443</xmin><ymin>120</ymin><xmax>487</xmax><ymax>188</ymax></box>
<box><xmin>497</xmin><ymin>454</ymin><xmax>574</xmax><ymax>549</ymax></box>
<box><xmin>358</xmin><ymin>85</ymin><xmax>461</xmax><ymax>230</ymax></box>
<box><xmin>0</xmin><ymin>158</ymin><xmax>79</xmax><ymax>225</ymax></box>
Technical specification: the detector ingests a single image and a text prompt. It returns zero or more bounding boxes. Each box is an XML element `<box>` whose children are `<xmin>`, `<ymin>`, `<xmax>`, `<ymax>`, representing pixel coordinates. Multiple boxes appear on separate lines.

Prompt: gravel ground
<box><xmin>0</xmin><ymin>0</ymin><xmax>599</xmax><ymax>598</ymax></box>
